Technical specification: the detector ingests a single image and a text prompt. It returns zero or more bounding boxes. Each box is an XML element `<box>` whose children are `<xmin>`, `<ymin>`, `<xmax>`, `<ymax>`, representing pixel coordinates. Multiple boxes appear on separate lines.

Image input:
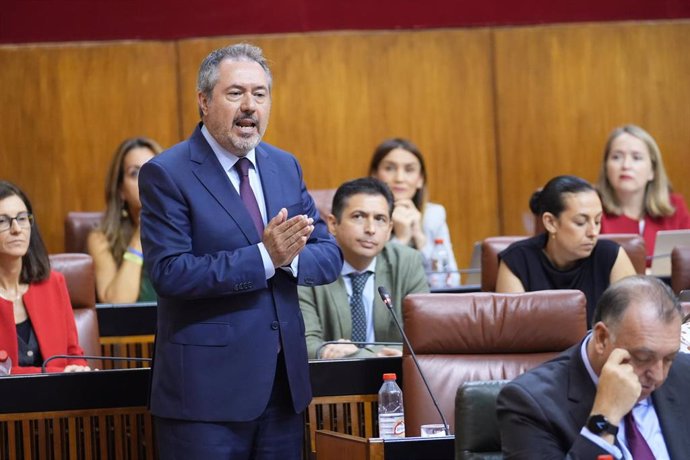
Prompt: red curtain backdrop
<box><xmin>3</xmin><ymin>0</ymin><xmax>690</xmax><ymax>44</ymax></box>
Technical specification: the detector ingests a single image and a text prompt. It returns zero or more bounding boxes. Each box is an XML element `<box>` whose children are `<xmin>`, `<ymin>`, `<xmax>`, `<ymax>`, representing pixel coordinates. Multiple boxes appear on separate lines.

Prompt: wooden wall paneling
<box><xmin>493</xmin><ymin>21</ymin><xmax>690</xmax><ymax>235</ymax></box>
<box><xmin>177</xmin><ymin>30</ymin><xmax>499</xmax><ymax>269</ymax></box>
<box><xmin>0</xmin><ymin>41</ymin><xmax>181</xmax><ymax>253</ymax></box>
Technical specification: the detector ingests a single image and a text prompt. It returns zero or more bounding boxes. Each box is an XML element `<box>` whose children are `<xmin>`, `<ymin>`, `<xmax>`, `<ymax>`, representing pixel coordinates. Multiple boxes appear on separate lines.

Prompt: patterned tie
<box><xmin>624</xmin><ymin>411</ymin><xmax>655</xmax><ymax>460</ymax></box>
<box><xmin>349</xmin><ymin>272</ymin><xmax>372</xmax><ymax>345</ymax></box>
<box><xmin>234</xmin><ymin>157</ymin><xmax>264</xmax><ymax>236</ymax></box>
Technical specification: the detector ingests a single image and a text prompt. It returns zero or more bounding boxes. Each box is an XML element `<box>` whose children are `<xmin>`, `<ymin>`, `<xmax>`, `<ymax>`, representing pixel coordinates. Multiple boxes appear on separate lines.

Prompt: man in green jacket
<box><xmin>299</xmin><ymin>177</ymin><xmax>429</xmax><ymax>359</ymax></box>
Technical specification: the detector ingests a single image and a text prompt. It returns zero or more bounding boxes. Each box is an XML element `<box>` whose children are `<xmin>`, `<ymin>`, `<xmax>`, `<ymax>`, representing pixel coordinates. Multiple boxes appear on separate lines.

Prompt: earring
<box><xmin>550</xmin><ymin>232</ymin><xmax>556</xmax><ymax>239</ymax></box>
<box><xmin>121</xmin><ymin>207</ymin><xmax>129</xmax><ymax>219</ymax></box>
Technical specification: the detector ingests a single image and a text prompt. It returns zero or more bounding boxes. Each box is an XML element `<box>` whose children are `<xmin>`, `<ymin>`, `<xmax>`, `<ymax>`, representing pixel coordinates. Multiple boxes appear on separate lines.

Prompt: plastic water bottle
<box><xmin>429</xmin><ymin>238</ymin><xmax>449</xmax><ymax>288</ymax></box>
<box><xmin>0</xmin><ymin>349</ymin><xmax>11</xmax><ymax>376</ymax></box>
<box><xmin>378</xmin><ymin>373</ymin><xmax>405</xmax><ymax>438</ymax></box>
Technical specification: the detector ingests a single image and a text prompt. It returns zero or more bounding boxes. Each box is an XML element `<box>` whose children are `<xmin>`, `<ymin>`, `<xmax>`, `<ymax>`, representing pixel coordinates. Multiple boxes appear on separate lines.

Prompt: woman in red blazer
<box><xmin>597</xmin><ymin>124</ymin><xmax>690</xmax><ymax>264</ymax></box>
<box><xmin>0</xmin><ymin>181</ymin><xmax>89</xmax><ymax>374</ymax></box>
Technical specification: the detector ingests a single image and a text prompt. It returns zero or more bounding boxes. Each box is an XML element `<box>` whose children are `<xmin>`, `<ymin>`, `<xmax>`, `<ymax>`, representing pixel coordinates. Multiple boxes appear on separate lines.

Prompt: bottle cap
<box><xmin>434</xmin><ymin>238</ymin><xmax>444</xmax><ymax>244</ymax></box>
<box><xmin>0</xmin><ymin>349</ymin><xmax>8</xmax><ymax>362</ymax></box>
<box><xmin>383</xmin><ymin>373</ymin><xmax>397</xmax><ymax>381</ymax></box>
<box><xmin>596</xmin><ymin>456</ymin><xmax>614</xmax><ymax>460</ymax></box>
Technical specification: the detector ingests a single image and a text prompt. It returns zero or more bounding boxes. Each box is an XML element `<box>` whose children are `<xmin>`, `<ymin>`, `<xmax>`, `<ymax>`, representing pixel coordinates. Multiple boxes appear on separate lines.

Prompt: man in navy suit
<box><xmin>139</xmin><ymin>43</ymin><xmax>342</xmax><ymax>459</ymax></box>
<box><xmin>498</xmin><ymin>275</ymin><xmax>690</xmax><ymax>459</ymax></box>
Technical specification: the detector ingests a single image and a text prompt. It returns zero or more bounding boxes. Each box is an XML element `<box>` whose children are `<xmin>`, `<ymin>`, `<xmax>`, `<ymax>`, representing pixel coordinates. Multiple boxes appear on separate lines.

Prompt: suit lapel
<box><xmin>328</xmin><ymin>278</ymin><xmax>351</xmax><ymax>340</ymax></box>
<box><xmin>189</xmin><ymin>126</ymin><xmax>260</xmax><ymax>243</ymax></box>
<box><xmin>255</xmin><ymin>144</ymin><xmax>281</xmax><ymax>219</ymax></box>
<box><xmin>653</xmin><ymin>368</ymin><xmax>687</xmax><ymax>459</ymax></box>
<box><xmin>567</xmin><ymin>343</ymin><xmax>597</xmax><ymax>432</ymax></box>
<box><xmin>373</xmin><ymin>253</ymin><xmax>394</xmax><ymax>337</ymax></box>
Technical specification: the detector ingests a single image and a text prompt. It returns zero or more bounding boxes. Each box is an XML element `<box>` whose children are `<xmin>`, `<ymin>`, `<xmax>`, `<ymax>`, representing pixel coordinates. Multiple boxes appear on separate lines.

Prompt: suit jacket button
<box><xmin>271</xmin><ymin>321</ymin><xmax>279</xmax><ymax>330</ymax></box>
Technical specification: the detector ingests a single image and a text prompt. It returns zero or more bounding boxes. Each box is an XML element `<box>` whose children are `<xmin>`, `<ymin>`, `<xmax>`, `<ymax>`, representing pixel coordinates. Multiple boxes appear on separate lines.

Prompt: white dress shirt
<box><xmin>201</xmin><ymin>125</ymin><xmax>299</xmax><ymax>279</ymax></box>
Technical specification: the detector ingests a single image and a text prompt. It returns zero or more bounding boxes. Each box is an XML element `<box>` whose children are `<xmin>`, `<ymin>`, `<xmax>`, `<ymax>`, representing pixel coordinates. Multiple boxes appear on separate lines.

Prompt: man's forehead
<box><xmin>612</xmin><ymin>305</ymin><xmax>681</xmax><ymax>348</ymax></box>
<box><xmin>219</xmin><ymin>59</ymin><xmax>268</xmax><ymax>80</ymax></box>
<box><xmin>343</xmin><ymin>194</ymin><xmax>389</xmax><ymax>211</ymax></box>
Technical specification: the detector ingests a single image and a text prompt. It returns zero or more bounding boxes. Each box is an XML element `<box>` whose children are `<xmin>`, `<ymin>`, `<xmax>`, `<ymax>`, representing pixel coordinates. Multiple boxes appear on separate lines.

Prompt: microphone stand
<box><xmin>377</xmin><ymin>286</ymin><xmax>450</xmax><ymax>436</ymax></box>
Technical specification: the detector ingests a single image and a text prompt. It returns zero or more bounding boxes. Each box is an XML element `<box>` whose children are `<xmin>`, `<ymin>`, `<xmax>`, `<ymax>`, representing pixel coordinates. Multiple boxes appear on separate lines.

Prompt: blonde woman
<box><xmin>597</xmin><ymin>124</ymin><xmax>690</xmax><ymax>263</ymax></box>
<box><xmin>87</xmin><ymin>137</ymin><xmax>161</xmax><ymax>303</ymax></box>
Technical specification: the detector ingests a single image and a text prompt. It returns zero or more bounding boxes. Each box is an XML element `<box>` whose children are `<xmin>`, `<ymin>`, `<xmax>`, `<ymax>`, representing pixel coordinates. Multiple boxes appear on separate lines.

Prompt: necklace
<box><xmin>0</xmin><ymin>284</ymin><xmax>24</xmax><ymax>303</ymax></box>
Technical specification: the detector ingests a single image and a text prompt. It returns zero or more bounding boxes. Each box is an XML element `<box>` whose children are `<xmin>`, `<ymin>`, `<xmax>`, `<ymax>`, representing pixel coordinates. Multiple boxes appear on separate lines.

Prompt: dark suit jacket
<box><xmin>139</xmin><ymin>125</ymin><xmax>342</xmax><ymax>422</ymax></box>
<box><xmin>497</xmin><ymin>340</ymin><xmax>690</xmax><ymax>459</ymax></box>
<box><xmin>298</xmin><ymin>242</ymin><xmax>429</xmax><ymax>358</ymax></box>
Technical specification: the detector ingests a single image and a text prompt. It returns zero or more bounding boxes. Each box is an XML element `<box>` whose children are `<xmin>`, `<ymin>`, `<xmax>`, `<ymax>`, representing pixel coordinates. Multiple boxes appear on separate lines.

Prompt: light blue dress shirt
<box><xmin>579</xmin><ymin>334</ymin><xmax>670</xmax><ymax>460</ymax></box>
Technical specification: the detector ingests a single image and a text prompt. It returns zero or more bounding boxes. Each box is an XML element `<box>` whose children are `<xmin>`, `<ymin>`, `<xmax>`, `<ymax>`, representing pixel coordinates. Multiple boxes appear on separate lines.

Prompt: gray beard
<box><xmin>222</xmin><ymin>131</ymin><xmax>262</xmax><ymax>156</ymax></box>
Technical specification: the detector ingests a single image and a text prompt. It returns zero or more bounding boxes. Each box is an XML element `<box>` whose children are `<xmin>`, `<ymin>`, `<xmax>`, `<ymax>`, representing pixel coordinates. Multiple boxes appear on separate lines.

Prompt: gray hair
<box><xmin>196</xmin><ymin>43</ymin><xmax>272</xmax><ymax>117</ymax></box>
<box><xmin>593</xmin><ymin>275</ymin><xmax>681</xmax><ymax>328</ymax></box>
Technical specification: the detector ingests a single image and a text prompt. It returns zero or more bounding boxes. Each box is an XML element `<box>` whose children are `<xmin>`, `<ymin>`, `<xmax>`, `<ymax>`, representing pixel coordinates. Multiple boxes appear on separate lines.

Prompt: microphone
<box><xmin>316</xmin><ymin>341</ymin><xmax>402</xmax><ymax>359</ymax></box>
<box><xmin>41</xmin><ymin>355</ymin><xmax>152</xmax><ymax>373</ymax></box>
<box><xmin>377</xmin><ymin>286</ymin><xmax>450</xmax><ymax>436</ymax></box>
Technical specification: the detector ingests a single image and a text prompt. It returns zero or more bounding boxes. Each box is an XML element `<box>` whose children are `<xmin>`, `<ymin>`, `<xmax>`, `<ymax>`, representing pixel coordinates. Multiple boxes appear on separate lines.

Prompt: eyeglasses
<box><xmin>0</xmin><ymin>213</ymin><xmax>34</xmax><ymax>232</ymax></box>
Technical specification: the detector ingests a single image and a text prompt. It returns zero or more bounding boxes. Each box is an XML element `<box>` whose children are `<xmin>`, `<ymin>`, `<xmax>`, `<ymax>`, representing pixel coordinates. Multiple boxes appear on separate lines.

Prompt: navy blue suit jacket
<box><xmin>139</xmin><ymin>125</ymin><xmax>342</xmax><ymax>422</ymax></box>
<box><xmin>497</xmin><ymin>341</ymin><xmax>690</xmax><ymax>459</ymax></box>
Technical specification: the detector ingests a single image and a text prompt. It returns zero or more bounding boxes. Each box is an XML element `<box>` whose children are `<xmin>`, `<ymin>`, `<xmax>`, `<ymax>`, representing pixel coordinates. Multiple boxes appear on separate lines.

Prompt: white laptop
<box><xmin>649</xmin><ymin>229</ymin><xmax>690</xmax><ymax>277</ymax></box>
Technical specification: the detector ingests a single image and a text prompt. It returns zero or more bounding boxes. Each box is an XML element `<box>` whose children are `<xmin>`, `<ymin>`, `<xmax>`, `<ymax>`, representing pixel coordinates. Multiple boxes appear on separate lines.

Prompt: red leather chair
<box><xmin>309</xmin><ymin>188</ymin><xmax>336</xmax><ymax>221</ymax></box>
<box><xmin>401</xmin><ymin>290</ymin><xmax>587</xmax><ymax>436</ymax></box>
<box><xmin>671</xmin><ymin>246</ymin><xmax>690</xmax><ymax>294</ymax></box>
<box><xmin>64</xmin><ymin>211</ymin><xmax>104</xmax><ymax>254</ymax></box>
<box><xmin>602</xmin><ymin>234</ymin><xmax>646</xmax><ymax>275</ymax></box>
<box><xmin>481</xmin><ymin>234</ymin><xmax>647</xmax><ymax>291</ymax></box>
<box><xmin>49</xmin><ymin>253</ymin><xmax>101</xmax><ymax>369</ymax></box>
<box><xmin>481</xmin><ymin>236</ymin><xmax>524</xmax><ymax>291</ymax></box>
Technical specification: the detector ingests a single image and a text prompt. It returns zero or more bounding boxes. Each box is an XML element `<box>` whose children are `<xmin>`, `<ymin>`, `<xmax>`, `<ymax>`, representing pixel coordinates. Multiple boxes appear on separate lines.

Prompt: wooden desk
<box><xmin>0</xmin><ymin>358</ymin><xmax>403</xmax><ymax>459</ymax></box>
<box><xmin>96</xmin><ymin>302</ymin><xmax>156</xmax><ymax>369</ymax></box>
<box><xmin>0</xmin><ymin>369</ymin><xmax>153</xmax><ymax>459</ymax></box>
<box><xmin>315</xmin><ymin>430</ymin><xmax>454</xmax><ymax>460</ymax></box>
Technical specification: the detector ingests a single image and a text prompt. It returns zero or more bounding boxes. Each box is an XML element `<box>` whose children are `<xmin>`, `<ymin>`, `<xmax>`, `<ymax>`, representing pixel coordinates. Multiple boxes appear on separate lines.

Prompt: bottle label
<box><xmin>378</xmin><ymin>413</ymin><xmax>405</xmax><ymax>438</ymax></box>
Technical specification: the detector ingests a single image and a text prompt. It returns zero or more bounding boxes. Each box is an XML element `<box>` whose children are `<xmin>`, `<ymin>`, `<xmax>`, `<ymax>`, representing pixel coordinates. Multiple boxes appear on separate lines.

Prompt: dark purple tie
<box><xmin>624</xmin><ymin>411</ymin><xmax>655</xmax><ymax>460</ymax></box>
<box><xmin>234</xmin><ymin>157</ymin><xmax>264</xmax><ymax>236</ymax></box>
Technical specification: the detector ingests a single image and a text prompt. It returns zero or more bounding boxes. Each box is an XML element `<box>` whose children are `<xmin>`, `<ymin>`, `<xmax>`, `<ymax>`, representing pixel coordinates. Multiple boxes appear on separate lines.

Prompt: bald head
<box><xmin>589</xmin><ymin>275</ymin><xmax>682</xmax><ymax>401</ymax></box>
<box><xmin>593</xmin><ymin>275</ymin><xmax>681</xmax><ymax>329</ymax></box>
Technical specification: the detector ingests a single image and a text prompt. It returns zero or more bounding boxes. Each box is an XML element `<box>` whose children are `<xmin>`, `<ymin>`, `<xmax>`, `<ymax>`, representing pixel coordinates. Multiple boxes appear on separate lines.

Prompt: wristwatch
<box><xmin>586</xmin><ymin>415</ymin><xmax>619</xmax><ymax>436</ymax></box>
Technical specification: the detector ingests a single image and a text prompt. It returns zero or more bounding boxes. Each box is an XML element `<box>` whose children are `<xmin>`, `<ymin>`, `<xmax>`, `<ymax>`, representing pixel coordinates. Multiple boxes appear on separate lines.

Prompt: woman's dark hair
<box><xmin>100</xmin><ymin>137</ymin><xmax>162</xmax><ymax>264</ymax></box>
<box><xmin>529</xmin><ymin>175</ymin><xmax>597</xmax><ymax>218</ymax></box>
<box><xmin>368</xmin><ymin>138</ymin><xmax>427</xmax><ymax>210</ymax></box>
<box><xmin>0</xmin><ymin>181</ymin><xmax>50</xmax><ymax>283</ymax></box>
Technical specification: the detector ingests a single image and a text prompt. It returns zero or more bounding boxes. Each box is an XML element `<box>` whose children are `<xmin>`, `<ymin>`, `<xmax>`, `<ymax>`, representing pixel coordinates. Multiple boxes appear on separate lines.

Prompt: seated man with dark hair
<box><xmin>498</xmin><ymin>275</ymin><xmax>690</xmax><ymax>459</ymax></box>
<box><xmin>299</xmin><ymin>178</ymin><xmax>429</xmax><ymax>359</ymax></box>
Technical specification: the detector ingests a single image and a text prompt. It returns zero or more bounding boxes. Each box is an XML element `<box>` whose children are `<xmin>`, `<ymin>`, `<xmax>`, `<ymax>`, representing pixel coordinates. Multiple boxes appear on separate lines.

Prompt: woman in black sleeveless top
<box><xmin>496</xmin><ymin>175</ymin><xmax>636</xmax><ymax>326</ymax></box>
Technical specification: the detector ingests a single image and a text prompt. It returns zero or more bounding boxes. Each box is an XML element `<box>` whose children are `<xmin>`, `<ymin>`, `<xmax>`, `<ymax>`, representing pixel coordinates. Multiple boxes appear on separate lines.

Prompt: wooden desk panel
<box><xmin>0</xmin><ymin>359</ymin><xmax>402</xmax><ymax>460</ymax></box>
